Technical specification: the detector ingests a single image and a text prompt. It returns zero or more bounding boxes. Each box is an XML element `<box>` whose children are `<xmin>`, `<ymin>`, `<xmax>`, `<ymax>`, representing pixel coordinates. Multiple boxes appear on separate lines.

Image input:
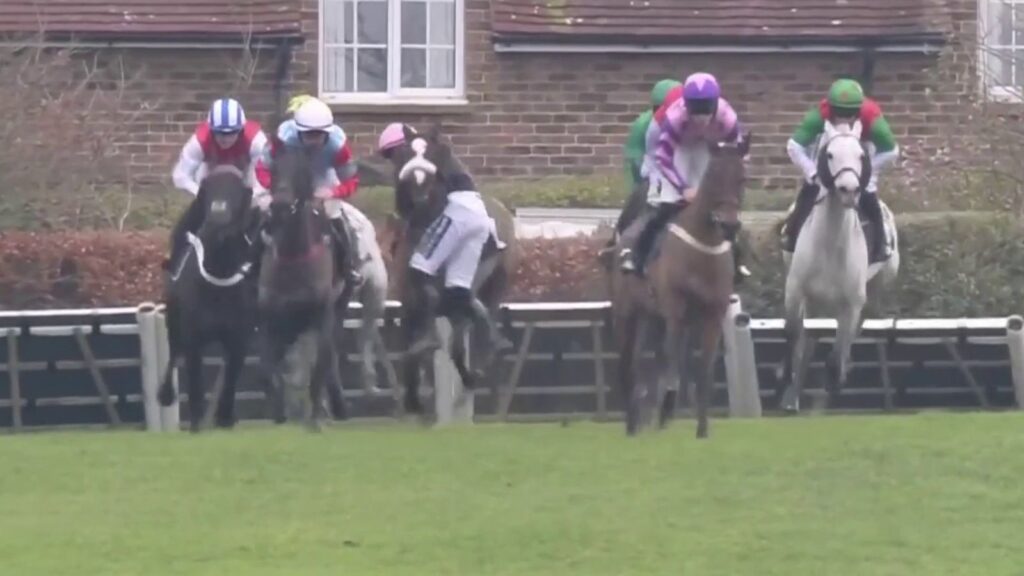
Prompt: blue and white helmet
<box><xmin>208</xmin><ymin>98</ymin><xmax>246</xmax><ymax>133</ymax></box>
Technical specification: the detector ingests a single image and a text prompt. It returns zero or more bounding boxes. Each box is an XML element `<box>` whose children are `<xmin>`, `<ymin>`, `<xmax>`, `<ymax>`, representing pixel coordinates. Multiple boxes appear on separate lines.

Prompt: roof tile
<box><xmin>492</xmin><ymin>0</ymin><xmax>951</xmax><ymax>44</ymax></box>
<box><xmin>0</xmin><ymin>0</ymin><xmax>302</xmax><ymax>39</ymax></box>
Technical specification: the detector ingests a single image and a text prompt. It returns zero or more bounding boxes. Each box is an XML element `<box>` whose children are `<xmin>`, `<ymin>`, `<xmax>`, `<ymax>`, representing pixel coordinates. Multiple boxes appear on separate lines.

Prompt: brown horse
<box><xmin>607</xmin><ymin>134</ymin><xmax>751</xmax><ymax>439</ymax></box>
<box><xmin>387</xmin><ymin>125</ymin><xmax>520</xmax><ymax>417</ymax></box>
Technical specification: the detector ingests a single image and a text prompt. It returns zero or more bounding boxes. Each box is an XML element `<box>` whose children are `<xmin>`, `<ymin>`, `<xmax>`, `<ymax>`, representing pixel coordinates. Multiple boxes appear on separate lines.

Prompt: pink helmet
<box><xmin>378</xmin><ymin>122</ymin><xmax>417</xmax><ymax>153</ymax></box>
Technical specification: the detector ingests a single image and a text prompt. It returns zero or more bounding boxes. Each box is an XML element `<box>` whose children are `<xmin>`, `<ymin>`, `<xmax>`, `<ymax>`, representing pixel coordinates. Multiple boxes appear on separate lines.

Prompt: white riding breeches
<box><xmin>410</xmin><ymin>191</ymin><xmax>493</xmax><ymax>289</ymax></box>
<box><xmin>645</xmin><ymin>143</ymin><xmax>711</xmax><ymax>206</ymax></box>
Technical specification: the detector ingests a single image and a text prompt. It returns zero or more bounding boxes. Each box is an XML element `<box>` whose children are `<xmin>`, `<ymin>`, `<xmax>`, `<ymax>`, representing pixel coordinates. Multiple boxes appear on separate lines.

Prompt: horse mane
<box><xmin>270</xmin><ymin>138</ymin><xmax>315</xmax><ymax>201</ymax></box>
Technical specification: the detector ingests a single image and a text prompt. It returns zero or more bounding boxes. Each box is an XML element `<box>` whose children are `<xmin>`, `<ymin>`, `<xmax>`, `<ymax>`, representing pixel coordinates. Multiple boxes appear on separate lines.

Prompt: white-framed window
<box><xmin>979</xmin><ymin>0</ymin><xmax>1024</xmax><ymax>101</ymax></box>
<box><xmin>318</xmin><ymin>0</ymin><xmax>465</xmax><ymax>105</ymax></box>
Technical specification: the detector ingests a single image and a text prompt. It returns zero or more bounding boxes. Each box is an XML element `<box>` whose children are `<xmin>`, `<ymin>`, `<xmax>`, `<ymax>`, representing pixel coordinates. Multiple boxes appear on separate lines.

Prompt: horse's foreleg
<box><xmin>659</xmin><ymin>320</ymin><xmax>687</xmax><ymax>429</ymax></box>
<box><xmin>780</xmin><ymin>286</ymin><xmax>807</xmax><ymax>413</ymax></box>
<box><xmin>185</xmin><ymin>347</ymin><xmax>205</xmax><ymax>434</ymax></box>
<box><xmin>258</xmin><ymin>326</ymin><xmax>286</xmax><ymax>424</ymax></box>
<box><xmin>157</xmin><ymin>309</ymin><xmax>181</xmax><ymax>407</ymax></box>
<box><xmin>617</xmin><ymin>314</ymin><xmax>638</xmax><ymax>436</ymax></box>
<box><xmin>694</xmin><ymin>313</ymin><xmax>723</xmax><ymax>440</ymax></box>
<box><xmin>401</xmin><ymin>312</ymin><xmax>425</xmax><ymax>416</ymax></box>
<box><xmin>827</xmin><ymin>303</ymin><xmax>864</xmax><ymax>401</ymax></box>
<box><xmin>214</xmin><ymin>332</ymin><xmax>246</xmax><ymax>429</ymax></box>
<box><xmin>358</xmin><ymin>304</ymin><xmax>383</xmax><ymax>396</ymax></box>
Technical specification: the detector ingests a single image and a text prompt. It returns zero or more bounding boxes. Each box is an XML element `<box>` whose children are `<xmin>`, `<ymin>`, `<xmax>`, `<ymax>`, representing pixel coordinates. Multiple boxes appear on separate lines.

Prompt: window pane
<box><xmin>402</xmin><ymin>1</ymin><xmax>427</xmax><ymax>45</ymax></box>
<box><xmin>1015</xmin><ymin>3</ymin><xmax>1024</xmax><ymax>45</ymax></box>
<box><xmin>401</xmin><ymin>47</ymin><xmax>427</xmax><ymax>88</ymax></box>
<box><xmin>428</xmin><ymin>47</ymin><xmax>454</xmax><ymax>88</ymax></box>
<box><xmin>986</xmin><ymin>0</ymin><xmax>1013</xmax><ymax>45</ymax></box>
<box><xmin>344</xmin><ymin>0</ymin><xmax>355</xmax><ymax>44</ymax></box>
<box><xmin>357</xmin><ymin>0</ymin><xmax>388</xmax><ymax>44</ymax></box>
<box><xmin>323</xmin><ymin>47</ymin><xmax>354</xmax><ymax>92</ymax></box>
<box><xmin>429</xmin><ymin>1</ymin><xmax>455</xmax><ymax>46</ymax></box>
<box><xmin>357</xmin><ymin>48</ymin><xmax>388</xmax><ymax>91</ymax></box>
<box><xmin>985</xmin><ymin>47</ymin><xmax>1014</xmax><ymax>87</ymax></box>
<box><xmin>323</xmin><ymin>0</ymin><xmax>346</xmax><ymax>44</ymax></box>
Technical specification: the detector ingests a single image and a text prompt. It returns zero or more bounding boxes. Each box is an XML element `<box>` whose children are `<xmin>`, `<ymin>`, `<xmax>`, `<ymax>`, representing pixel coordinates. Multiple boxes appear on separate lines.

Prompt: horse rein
<box><xmin>815</xmin><ymin>132</ymin><xmax>868</xmax><ymax>207</ymax></box>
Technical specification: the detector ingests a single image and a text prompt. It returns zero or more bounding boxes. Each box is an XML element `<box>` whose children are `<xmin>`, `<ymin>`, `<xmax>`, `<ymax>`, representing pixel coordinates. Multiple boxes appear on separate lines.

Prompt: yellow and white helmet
<box><xmin>293</xmin><ymin>97</ymin><xmax>334</xmax><ymax>132</ymax></box>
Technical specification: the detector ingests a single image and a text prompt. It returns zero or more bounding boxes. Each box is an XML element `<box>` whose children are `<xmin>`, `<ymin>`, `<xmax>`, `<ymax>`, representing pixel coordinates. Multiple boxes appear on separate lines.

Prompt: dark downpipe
<box><xmin>860</xmin><ymin>46</ymin><xmax>877</xmax><ymax>95</ymax></box>
<box><xmin>272</xmin><ymin>41</ymin><xmax>295</xmax><ymax>133</ymax></box>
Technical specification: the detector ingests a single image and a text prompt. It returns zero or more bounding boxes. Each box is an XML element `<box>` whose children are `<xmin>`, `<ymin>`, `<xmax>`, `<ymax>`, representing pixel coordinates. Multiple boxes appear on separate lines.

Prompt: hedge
<box><xmin>0</xmin><ymin>213</ymin><xmax>1021</xmax><ymax>318</ymax></box>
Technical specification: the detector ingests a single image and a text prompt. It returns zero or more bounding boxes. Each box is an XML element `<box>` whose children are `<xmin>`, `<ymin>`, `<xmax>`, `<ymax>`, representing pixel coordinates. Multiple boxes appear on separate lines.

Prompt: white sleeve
<box><xmin>786</xmin><ymin>138</ymin><xmax>817</xmax><ymax>183</ymax></box>
<box><xmin>871</xmin><ymin>144</ymin><xmax>899</xmax><ymax>173</ymax></box>
<box><xmin>171</xmin><ymin>135</ymin><xmax>205</xmax><ymax>195</ymax></box>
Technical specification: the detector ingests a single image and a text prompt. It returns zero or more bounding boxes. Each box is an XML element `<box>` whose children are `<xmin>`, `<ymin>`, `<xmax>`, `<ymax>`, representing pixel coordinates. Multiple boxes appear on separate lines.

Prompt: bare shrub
<box><xmin>901</xmin><ymin>2</ymin><xmax>1024</xmax><ymax>214</ymax></box>
<box><xmin>0</xmin><ymin>37</ymin><xmax>156</xmax><ymax>230</ymax></box>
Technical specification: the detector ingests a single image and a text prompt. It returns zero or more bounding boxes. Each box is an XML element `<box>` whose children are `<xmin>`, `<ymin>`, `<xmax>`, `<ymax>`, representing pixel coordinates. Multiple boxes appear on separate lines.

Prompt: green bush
<box><xmin>737</xmin><ymin>212</ymin><xmax>1024</xmax><ymax>318</ymax></box>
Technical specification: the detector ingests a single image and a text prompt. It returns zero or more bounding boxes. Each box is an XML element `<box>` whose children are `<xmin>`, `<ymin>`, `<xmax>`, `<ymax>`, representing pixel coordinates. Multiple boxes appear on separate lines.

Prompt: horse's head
<box><xmin>195</xmin><ymin>166</ymin><xmax>254</xmax><ymax>242</ymax></box>
<box><xmin>701</xmin><ymin>132</ymin><xmax>752</xmax><ymax>239</ymax></box>
<box><xmin>265</xmin><ymin>139</ymin><xmax>325</xmax><ymax>258</ymax></box>
<box><xmin>817</xmin><ymin>120</ymin><xmax>871</xmax><ymax>209</ymax></box>
<box><xmin>391</xmin><ymin>125</ymin><xmax>451</xmax><ymax>213</ymax></box>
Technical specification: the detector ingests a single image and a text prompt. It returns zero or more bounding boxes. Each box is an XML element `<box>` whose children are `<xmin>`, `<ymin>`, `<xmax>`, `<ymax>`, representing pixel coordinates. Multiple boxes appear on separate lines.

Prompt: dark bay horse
<box><xmin>157</xmin><ymin>166</ymin><xmax>259</xmax><ymax>432</ymax></box>
<box><xmin>257</xmin><ymin>142</ymin><xmax>349</xmax><ymax>429</ymax></box>
<box><xmin>387</xmin><ymin>125</ymin><xmax>519</xmax><ymax>417</ymax></box>
<box><xmin>607</xmin><ymin>134</ymin><xmax>751</xmax><ymax>439</ymax></box>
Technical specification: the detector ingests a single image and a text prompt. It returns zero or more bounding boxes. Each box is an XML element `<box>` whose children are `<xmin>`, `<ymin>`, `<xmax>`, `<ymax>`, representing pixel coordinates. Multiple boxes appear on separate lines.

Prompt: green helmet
<box><xmin>650</xmin><ymin>79</ymin><xmax>682</xmax><ymax>108</ymax></box>
<box><xmin>828</xmin><ymin>78</ymin><xmax>865</xmax><ymax>111</ymax></box>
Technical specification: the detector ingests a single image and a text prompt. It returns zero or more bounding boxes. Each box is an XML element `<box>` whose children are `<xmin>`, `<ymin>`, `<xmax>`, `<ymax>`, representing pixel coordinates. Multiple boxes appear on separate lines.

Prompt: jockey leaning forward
<box><xmin>255</xmin><ymin>96</ymin><xmax>363</xmax><ymax>285</ymax></box>
<box><xmin>785</xmin><ymin>78</ymin><xmax>899</xmax><ymax>259</ymax></box>
<box><xmin>620</xmin><ymin>72</ymin><xmax>750</xmax><ymax>281</ymax></box>
<box><xmin>168</xmin><ymin>97</ymin><xmax>268</xmax><ymax>268</ymax></box>
<box><xmin>381</xmin><ymin>125</ymin><xmax>510</xmax><ymax>356</ymax></box>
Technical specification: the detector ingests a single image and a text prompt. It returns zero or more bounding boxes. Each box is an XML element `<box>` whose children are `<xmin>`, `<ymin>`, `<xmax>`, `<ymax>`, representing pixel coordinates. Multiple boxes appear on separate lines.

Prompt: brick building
<box><xmin>0</xmin><ymin>0</ymin><xmax>1008</xmax><ymax>191</ymax></box>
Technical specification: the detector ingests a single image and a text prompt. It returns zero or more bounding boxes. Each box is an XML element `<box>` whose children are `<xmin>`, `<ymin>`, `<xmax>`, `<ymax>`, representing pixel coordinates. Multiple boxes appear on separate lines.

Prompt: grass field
<box><xmin>1</xmin><ymin>414</ymin><xmax>1023</xmax><ymax>575</ymax></box>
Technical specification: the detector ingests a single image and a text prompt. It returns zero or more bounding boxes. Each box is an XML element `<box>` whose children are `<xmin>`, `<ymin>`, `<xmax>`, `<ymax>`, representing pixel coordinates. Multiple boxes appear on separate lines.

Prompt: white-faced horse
<box><xmin>778</xmin><ymin>120</ymin><xmax>900</xmax><ymax>412</ymax></box>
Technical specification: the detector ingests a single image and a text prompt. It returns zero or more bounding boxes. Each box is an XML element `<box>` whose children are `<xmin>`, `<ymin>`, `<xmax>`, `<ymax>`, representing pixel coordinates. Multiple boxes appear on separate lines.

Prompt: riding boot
<box><xmin>785</xmin><ymin>181</ymin><xmax>820</xmax><ymax>252</ymax></box>
<box><xmin>859</xmin><ymin>191</ymin><xmax>888</xmax><ymax>260</ymax></box>
<box><xmin>406</xmin><ymin>269</ymin><xmax>443</xmax><ymax>357</ymax></box>
<box><xmin>622</xmin><ymin>202</ymin><xmax>682</xmax><ymax>276</ymax></box>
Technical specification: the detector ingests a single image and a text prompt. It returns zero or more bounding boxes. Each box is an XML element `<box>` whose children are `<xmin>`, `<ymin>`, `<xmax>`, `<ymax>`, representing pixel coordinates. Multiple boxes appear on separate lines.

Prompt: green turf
<box><xmin>1</xmin><ymin>414</ymin><xmax>1022</xmax><ymax>575</ymax></box>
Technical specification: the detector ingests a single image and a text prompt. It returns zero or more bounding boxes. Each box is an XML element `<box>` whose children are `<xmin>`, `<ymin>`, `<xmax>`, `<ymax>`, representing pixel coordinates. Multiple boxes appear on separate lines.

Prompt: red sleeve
<box><xmin>255</xmin><ymin>159</ymin><xmax>272</xmax><ymax>189</ymax></box>
<box><xmin>254</xmin><ymin>138</ymin><xmax>276</xmax><ymax>189</ymax></box>
<box><xmin>859</xmin><ymin>98</ymin><xmax>883</xmax><ymax>133</ymax></box>
<box><xmin>331</xmin><ymin>142</ymin><xmax>359</xmax><ymax>199</ymax></box>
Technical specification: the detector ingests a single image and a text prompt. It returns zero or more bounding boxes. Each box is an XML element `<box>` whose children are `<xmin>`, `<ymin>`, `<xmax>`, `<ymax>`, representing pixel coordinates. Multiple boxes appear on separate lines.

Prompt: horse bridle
<box><xmin>815</xmin><ymin>132</ymin><xmax>872</xmax><ymax>206</ymax></box>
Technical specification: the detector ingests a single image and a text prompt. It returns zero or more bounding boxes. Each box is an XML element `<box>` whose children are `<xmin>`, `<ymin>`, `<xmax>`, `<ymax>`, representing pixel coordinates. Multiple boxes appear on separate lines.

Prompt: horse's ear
<box><xmin>823</xmin><ymin>120</ymin><xmax>837</xmax><ymax>140</ymax></box>
<box><xmin>850</xmin><ymin>119</ymin><xmax>864</xmax><ymax>140</ymax></box>
<box><xmin>427</xmin><ymin>123</ymin><xmax>442</xmax><ymax>143</ymax></box>
<box><xmin>402</xmin><ymin>124</ymin><xmax>417</xmax><ymax>143</ymax></box>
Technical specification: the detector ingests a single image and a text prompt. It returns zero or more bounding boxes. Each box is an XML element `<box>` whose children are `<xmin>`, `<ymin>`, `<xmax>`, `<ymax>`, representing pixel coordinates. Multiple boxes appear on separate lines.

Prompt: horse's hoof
<box><xmin>214</xmin><ymin>416</ymin><xmax>236</xmax><ymax>429</ymax></box>
<box><xmin>492</xmin><ymin>335</ymin><xmax>514</xmax><ymax>352</ymax></box>
<box><xmin>157</xmin><ymin>384</ymin><xmax>176</xmax><ymax>407</ymax></box>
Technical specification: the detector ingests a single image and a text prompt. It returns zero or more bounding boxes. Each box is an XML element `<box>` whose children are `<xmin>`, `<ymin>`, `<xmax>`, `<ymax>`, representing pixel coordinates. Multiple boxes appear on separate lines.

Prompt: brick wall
<box><xmin>100</xmin><ymin>0</ymin><xmax>981</xmax><ymax>193</ymax></box>
<box><xmin>94</xmin><ymin>47</ymin><xmax>282</xmax><ymax>184</ymax></box>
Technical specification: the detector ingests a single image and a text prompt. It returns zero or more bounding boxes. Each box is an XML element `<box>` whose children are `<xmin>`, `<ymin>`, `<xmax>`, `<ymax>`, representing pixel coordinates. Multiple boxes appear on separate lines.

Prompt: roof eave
<box><xmin>491</xmin><ymin>31</ymin><xmax>948</xmax><ymax>54</ymax></box>
<box><xmin>0</xmin><ymin>30</ymin><xmax>304</xmax><ymax>48</ymax></box>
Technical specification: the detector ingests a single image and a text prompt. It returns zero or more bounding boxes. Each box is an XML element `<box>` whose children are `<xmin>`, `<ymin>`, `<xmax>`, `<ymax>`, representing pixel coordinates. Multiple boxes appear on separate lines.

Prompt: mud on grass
<box><xmin>0</xmin><ymin>413</ymin><xmax>1022</xmax><ymax>575</ymax></box>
